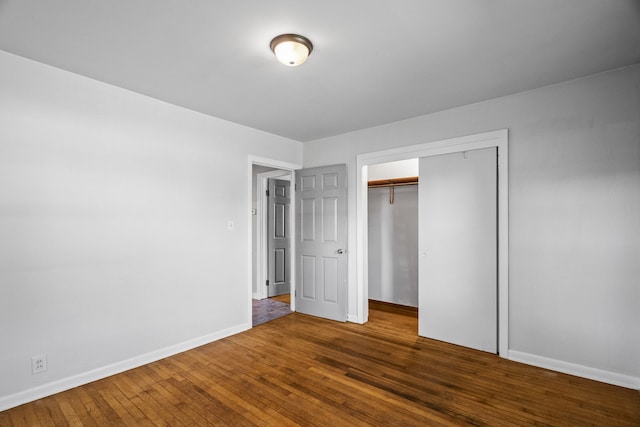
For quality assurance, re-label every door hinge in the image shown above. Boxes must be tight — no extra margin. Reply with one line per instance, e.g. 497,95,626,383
266,189,270,197
266,279,270,287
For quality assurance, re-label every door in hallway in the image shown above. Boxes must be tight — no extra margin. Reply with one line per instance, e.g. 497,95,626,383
267,178,291,297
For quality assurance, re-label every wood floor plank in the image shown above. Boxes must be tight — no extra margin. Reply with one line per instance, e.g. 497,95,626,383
2,302,639,426
103,386,153,426
57,392,99,427
80,384,123,426
178,363,282,426
53,397,83,427
0,410,13,427
32,397,68,427
155,378,223,427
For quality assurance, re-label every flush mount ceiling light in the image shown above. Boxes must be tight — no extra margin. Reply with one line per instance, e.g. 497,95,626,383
270,34,313,67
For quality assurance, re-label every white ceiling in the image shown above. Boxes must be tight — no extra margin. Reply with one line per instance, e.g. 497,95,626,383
1,1,638,142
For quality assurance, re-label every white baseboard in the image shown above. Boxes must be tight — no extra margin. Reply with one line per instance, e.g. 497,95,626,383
508,350,640,390
0,322,251,412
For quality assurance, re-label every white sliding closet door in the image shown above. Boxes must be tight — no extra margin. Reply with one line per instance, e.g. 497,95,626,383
418,148,497,353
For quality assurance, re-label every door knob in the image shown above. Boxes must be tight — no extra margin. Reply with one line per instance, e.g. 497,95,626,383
337,249,345,254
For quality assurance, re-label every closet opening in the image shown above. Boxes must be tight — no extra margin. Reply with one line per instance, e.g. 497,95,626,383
367,159,419,331
356,129,508,356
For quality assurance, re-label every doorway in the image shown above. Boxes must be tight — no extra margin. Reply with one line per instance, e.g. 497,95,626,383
356,129,509,356
248,158,350,327
248,157,300,327
367,159,419,316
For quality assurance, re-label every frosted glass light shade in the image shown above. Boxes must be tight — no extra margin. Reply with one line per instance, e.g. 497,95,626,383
270,34,313,67
274,40,309,66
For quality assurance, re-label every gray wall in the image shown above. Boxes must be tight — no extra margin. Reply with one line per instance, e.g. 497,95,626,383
368,185,418,307
304,64,640,384
0,51,302,406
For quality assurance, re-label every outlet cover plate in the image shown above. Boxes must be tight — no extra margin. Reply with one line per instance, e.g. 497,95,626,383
31,354,47,374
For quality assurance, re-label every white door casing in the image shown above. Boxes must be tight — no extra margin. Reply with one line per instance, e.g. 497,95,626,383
295,164,348,322
419,148,498,353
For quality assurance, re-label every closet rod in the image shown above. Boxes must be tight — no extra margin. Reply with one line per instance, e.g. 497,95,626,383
367,176,419,188
368,182,418,188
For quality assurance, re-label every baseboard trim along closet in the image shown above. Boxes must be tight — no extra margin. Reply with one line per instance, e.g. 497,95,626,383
0,323,251,412
508,350,640,390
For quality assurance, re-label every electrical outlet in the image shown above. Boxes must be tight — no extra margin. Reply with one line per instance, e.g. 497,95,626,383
31,354,47,374
227,220,234,231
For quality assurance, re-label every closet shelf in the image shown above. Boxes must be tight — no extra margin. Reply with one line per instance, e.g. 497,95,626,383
367,176,418,188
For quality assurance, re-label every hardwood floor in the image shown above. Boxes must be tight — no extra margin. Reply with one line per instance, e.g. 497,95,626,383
269,293,290,304
2,301,638,426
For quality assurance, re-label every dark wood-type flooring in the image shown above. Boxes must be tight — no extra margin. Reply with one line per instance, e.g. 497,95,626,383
2,300,638,426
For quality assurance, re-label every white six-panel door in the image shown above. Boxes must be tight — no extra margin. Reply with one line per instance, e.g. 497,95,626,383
267,178,291,297
295,164,348,322
419,148,497,353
